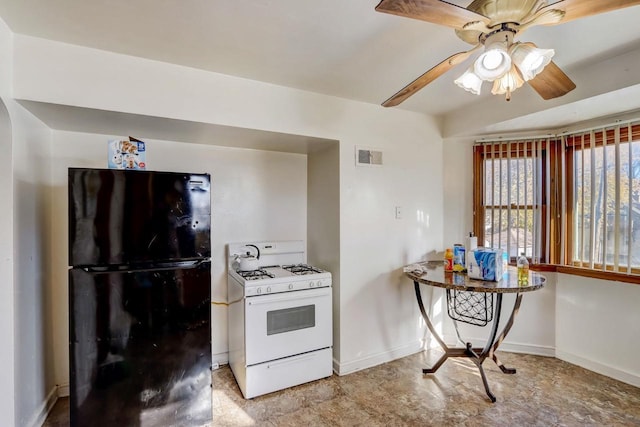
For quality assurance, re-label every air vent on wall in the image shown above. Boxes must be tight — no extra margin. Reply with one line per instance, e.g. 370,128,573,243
356,146,383,167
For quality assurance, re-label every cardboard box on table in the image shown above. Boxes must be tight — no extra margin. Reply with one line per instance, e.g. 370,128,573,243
466,248,508,281
108,136,147,170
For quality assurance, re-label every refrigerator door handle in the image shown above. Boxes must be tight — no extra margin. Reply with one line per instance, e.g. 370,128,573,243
152,259,208,270
81,259,208,273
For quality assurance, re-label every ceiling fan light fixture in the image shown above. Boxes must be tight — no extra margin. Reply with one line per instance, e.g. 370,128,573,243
474,32,513,81
474,46,511,80
510,42,555,81
454,66,483,95
491,64,525,101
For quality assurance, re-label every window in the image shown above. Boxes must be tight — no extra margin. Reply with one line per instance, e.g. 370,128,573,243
565,124,640,273
473,120,640,273
473,139,548,263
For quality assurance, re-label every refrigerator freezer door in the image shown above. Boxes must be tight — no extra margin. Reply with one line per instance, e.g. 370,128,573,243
69,261,212,427
68,168,211,267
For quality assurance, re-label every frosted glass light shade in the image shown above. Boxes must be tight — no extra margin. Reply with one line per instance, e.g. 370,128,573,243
474,40,511,81
510,42,555,81
491,65,524,100
454,66,483,95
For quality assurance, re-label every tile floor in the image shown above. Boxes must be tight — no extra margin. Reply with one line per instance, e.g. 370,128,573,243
44,350,640,426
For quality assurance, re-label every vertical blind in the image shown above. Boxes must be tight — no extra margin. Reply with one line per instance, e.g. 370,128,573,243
475,119,640,270
564,120,640,272
474,138,549,262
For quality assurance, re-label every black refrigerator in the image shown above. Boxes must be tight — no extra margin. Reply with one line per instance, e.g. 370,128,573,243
68,168,212,427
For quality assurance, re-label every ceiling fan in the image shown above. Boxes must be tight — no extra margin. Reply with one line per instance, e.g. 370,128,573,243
375,0,640,106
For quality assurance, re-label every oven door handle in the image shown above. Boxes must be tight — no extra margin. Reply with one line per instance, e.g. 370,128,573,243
247,287,330,305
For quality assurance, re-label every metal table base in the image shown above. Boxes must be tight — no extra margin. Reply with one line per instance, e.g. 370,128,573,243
414,280,523,402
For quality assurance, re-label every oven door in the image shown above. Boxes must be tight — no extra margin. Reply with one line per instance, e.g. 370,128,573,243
244,287,332,366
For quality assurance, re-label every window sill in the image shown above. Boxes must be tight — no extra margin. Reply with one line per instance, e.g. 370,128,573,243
530,264,640,286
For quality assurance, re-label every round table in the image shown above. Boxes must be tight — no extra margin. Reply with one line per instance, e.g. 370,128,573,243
405,261,546,402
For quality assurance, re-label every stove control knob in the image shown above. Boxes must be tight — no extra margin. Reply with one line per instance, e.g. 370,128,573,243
267,287,272,293
309,281,315,288
257,287,262,294
288,284,294,290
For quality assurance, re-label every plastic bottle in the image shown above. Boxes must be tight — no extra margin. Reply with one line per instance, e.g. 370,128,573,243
465,232,477,252
453,244,465,271
444,248,454,272
517,252,529,285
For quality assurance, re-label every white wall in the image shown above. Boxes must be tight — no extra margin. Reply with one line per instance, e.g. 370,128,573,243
0,19,14,425
307,144,341,363
556,273,640,387
13,106,53,427
11,35,444,382
336,131,444,374
0,16,57,427
442,137,474,242
50,130,310,384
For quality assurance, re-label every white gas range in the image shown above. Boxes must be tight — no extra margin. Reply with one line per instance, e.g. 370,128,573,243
227,241,333,399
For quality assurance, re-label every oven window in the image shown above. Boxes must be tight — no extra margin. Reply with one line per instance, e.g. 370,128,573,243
266,304,315,335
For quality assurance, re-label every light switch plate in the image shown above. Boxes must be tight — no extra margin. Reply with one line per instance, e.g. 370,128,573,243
395,206,402,219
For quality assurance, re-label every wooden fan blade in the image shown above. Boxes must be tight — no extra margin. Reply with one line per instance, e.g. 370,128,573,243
528,61,576,100
541,0,640,24
517,8,565,34
375,0,490,29
382,45,481,107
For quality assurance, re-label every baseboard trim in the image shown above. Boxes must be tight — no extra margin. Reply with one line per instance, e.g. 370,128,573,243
26,386,58,427
441,334,555,358
57,382,70,397
333,340,424,376
492,342,555,357
212,352,229,366
556,349,640,388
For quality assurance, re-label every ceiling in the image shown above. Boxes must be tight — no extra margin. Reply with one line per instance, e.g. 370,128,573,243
1,0,640,136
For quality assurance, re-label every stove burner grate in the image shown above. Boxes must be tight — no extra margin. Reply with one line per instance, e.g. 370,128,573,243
237,269,275,280
282,264,324,275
